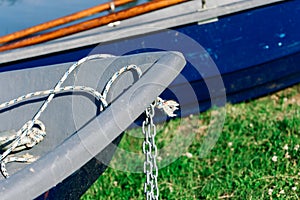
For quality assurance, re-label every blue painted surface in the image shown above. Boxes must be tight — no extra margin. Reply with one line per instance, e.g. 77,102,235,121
179,1,300,75
1,0,300,110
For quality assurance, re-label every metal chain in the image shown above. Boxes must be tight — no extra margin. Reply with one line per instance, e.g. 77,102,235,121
143,101,159,200
142,98,179,199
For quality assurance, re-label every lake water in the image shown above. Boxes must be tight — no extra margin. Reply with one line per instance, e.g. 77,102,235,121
0,0,149,36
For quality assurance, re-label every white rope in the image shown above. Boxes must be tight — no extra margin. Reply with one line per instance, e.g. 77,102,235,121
0,54,143,178
0,120,46,177
0,54,178,178
0,55,113,176
0,86,108,110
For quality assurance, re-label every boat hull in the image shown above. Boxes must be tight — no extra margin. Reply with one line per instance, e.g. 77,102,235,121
0,0,299,198
1,1,299,115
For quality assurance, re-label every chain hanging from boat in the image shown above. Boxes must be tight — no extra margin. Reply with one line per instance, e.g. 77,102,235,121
143,98,179,200
143,101,159,200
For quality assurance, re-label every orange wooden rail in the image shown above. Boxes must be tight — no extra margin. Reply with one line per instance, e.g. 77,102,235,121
0,0,134,44
0,0,188,52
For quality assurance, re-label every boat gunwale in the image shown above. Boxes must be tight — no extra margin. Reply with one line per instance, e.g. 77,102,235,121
0,0,286,64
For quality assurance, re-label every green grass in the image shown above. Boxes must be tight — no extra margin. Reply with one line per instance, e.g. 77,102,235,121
81,84,300,199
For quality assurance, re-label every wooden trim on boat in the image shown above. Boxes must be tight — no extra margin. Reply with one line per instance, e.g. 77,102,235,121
0,0,134,44
0,0,188,52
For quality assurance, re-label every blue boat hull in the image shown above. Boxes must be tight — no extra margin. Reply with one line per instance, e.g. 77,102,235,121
1,1,300,116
